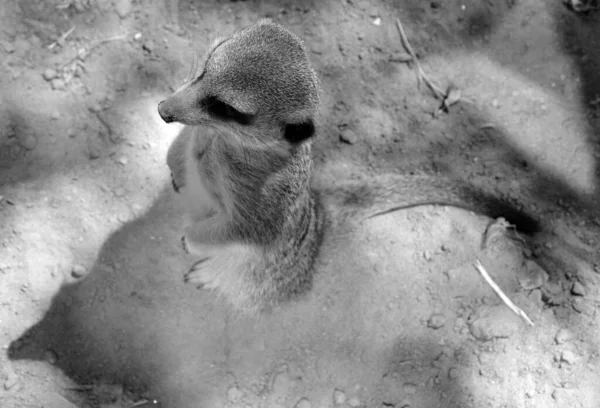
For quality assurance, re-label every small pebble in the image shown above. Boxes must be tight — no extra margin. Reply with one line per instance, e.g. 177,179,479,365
560,350,578,365
339,128,358,144
348,397,361,407
89,103,103,112
311,45,325,55
469,304,519,341
42,68,58,81
3,372,20,391
77,47,88,61
44,349,58,364
491,99,499,108
571,281,586,296
134,32,143,41
333,389,346,405
51,78,66,90
21,134,38,150
226,385,243,403
115,0,132,18
272,371,292,394
2,40,15,53
117,156,128,165
142,40,155,53
448,367,459,380
295,398,311,408
51,111,60,120
423,250,432,261
402,383,417,395
71,264,87,278
572,297,592,315
427,313,445,329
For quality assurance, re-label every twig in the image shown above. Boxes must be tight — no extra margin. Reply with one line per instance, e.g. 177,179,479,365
473,259,535,327
61,33,128,68
48,25,76,49
395,17,445,99
130,399,151,407
395,16,478,112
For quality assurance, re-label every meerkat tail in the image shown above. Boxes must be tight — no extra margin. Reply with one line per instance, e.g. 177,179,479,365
323,173,541,234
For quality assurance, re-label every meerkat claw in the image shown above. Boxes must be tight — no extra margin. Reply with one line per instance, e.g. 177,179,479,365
181,236,189,253
171,173,180,192
184,258,217,290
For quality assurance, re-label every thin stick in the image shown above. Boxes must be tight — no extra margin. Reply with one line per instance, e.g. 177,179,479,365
474,259,535,327
48,25,76,49
395,17,445,99
61,34,128,68
130,399,151,407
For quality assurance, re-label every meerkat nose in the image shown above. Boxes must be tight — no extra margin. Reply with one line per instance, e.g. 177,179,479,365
158,100,175,123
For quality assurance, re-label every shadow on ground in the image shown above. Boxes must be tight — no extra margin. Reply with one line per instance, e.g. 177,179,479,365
7,177,563,408
555,4,600,198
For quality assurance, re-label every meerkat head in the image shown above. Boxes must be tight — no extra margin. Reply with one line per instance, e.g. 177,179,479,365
158,19,321,148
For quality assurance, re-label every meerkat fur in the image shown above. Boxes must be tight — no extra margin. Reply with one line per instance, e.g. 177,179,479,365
158,19,540,315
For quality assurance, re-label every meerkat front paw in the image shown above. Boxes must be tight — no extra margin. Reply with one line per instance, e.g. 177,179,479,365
171,172,181,193
184,258,219,290
181,236,189,253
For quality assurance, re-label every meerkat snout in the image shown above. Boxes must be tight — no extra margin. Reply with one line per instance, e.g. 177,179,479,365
157,100,175,123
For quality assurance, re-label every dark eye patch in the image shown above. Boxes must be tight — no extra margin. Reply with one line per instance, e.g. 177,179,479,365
283,120,315,144
201,96,253,125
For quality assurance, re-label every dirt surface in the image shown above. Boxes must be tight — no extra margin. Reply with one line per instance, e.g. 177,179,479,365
2,0,600,407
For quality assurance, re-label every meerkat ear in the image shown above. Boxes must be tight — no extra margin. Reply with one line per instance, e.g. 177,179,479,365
283,120,315,144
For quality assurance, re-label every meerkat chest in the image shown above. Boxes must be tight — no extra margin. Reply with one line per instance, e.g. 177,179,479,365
182,132,220,221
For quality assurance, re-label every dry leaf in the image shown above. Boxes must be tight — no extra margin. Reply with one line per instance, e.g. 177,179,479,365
482,217,525,250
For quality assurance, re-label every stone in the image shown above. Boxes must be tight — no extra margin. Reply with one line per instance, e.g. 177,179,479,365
51,78,66,90
340,128,358,144
469,305,520,341
333,389,346,405
427,313,445,329
71,264,87,278
43,68,58,81
226,385,243,403
115,0,132,18
295,398,311,408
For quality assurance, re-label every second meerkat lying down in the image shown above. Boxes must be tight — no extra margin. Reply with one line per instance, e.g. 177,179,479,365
157,19,540,315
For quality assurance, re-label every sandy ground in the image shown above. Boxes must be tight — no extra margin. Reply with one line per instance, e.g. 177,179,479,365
1,0,600,407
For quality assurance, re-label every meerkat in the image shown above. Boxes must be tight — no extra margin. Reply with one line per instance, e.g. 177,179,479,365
157,19,540,314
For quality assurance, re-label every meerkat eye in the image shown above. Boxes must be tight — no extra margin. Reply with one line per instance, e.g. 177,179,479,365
201,96,253,125
283,120,315,144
